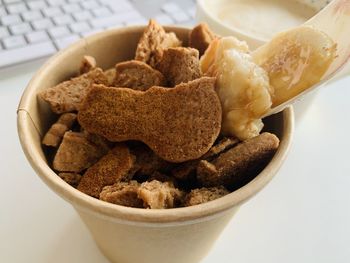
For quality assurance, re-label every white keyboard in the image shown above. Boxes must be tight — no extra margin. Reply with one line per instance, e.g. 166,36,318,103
0,0,196,68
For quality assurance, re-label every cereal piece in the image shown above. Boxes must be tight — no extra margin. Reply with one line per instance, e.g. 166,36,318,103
77,144,136,198
100,181,143,208
135,19,182,68
42,113,77,147
39,68,108,114
104,68,116,86
156,47,201,86
80,55,97,74
114,60,166,90
184,186,229,206
58,172,82,187
78,77,221,163
137,180,184,209
197,132,280,188
189,23,216,56
171,137,239,180
53,131,108,173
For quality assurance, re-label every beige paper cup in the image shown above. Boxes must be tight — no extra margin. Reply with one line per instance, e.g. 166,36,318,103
17,26,294,263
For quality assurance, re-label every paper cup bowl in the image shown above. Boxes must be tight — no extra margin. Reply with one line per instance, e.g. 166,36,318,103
17,26,294,263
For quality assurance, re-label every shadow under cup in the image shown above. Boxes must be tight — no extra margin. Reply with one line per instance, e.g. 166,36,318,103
17,26,294,263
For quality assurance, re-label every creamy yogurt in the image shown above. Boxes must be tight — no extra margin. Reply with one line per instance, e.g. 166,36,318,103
205,0,318,41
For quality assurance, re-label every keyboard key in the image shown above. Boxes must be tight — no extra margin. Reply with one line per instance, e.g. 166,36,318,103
70,22,90,33
9,22,32,35
0,27,10,39
26,31,50,43
28,0,47,10
0,7,7,17
32,18,54,30
154,14,174,25
92,7,111,17
3,35,26,49
62,3,81,13
1,14,21,26
3,0,19,4
0,41,56,68
7,3,27,14
54,34,79,49
48,26,70,39
81,28,103,37
53,14,74,25
47,0,66,6
81,0,99,10
91,11,142,27
171,11,190,23
126,17,148,26
73,10,91,21
43,7,63,17
68,0,83,2
161,3,180,13
22,10,43,22
108,1,134,13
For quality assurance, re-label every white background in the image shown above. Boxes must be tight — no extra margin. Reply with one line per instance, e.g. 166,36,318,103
0,59,349,263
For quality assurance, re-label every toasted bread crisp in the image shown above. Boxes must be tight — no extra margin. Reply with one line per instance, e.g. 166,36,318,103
80,55,97,74
100,181,143,208
58,172,82,187
171,137,239,180
197,132,280,188
77,144,136,198
114,60,166,90
189,23,216,56
137,180,184,209
42,113,77,147
104,68,116,86
39,68,108,114
157,47,201,86
135,19,182,68
53,131,109,173
78,77,221,163
184,186,229,206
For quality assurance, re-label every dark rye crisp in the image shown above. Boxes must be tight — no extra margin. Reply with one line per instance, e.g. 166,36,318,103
114,60,166,90
184,186,229,206
78,77,222,163
197,133,280,189
156,47,201,86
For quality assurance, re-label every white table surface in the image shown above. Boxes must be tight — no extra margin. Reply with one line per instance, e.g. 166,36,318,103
0,60,349,263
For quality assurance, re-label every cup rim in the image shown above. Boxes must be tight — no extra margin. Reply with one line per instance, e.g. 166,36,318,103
17,26,294,226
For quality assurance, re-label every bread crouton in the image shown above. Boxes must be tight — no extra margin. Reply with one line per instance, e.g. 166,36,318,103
189,23,216,56
39,68,108,114
42,113,77,147
137,180,184,209
197,132,280,189
157,47,201,86
184,186,229,206
80,55,97,74
135,19,182,68
100,181,143,208
53,131,109,173
114,60,166,90
77,144,136,198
